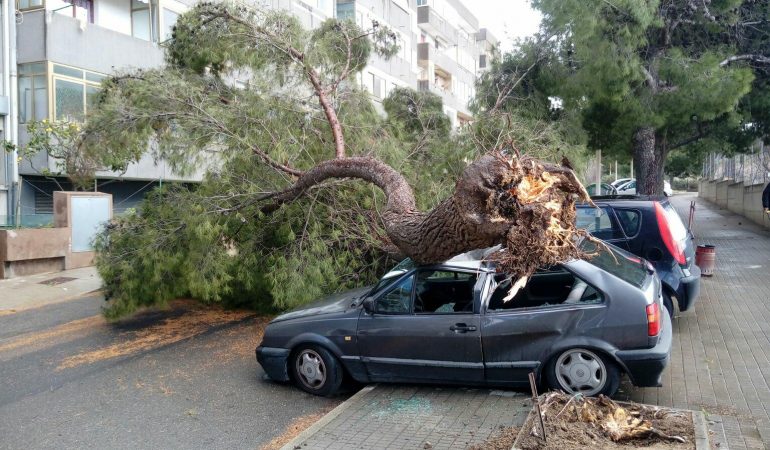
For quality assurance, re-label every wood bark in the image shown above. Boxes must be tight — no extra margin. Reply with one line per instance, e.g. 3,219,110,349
632,127,666,196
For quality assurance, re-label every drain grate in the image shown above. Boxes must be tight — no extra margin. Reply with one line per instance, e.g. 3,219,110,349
39,277,77,286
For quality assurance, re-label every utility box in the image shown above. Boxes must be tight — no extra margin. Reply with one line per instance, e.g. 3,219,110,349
54,191,112,269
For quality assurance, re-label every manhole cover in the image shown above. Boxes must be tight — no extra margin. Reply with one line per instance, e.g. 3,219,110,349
39,277,77,286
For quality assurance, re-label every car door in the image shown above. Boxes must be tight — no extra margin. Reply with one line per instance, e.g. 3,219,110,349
481,268,608,387
356,268,484,383
575,205,630,250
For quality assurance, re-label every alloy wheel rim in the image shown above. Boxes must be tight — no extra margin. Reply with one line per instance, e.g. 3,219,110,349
555,349,607,396
296,349,326,390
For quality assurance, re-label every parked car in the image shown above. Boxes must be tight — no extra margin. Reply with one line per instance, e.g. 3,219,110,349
257,242,672,398
610,178,634,188
575,196,700,318
585,182,617,197
615,179,673,197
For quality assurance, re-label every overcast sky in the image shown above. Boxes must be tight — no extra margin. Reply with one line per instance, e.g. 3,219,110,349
462,0,542,52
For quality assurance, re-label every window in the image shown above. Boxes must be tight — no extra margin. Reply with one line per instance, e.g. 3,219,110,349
375,274,413,314
55,79,85,121
50,0,94,23
414,270,476,314
580,240,648,289
18,63,48,123
162,8,179,41
615,209,641,237
131,0,158,42
18,0,44,10
336,0,354,20
575,206,623,240
416,0,428,5
487,268,602,312
51,64,105,121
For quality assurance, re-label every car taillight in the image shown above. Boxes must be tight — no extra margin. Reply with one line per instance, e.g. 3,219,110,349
647,303,660,336
654,202,686,265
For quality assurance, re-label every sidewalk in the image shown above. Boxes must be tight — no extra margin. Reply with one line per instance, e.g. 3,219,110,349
281,385,531,450
618,193,770,450
0,266,102,313
282,193,770,450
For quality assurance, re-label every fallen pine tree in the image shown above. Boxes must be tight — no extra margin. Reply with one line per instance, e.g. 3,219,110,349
81,2,591,318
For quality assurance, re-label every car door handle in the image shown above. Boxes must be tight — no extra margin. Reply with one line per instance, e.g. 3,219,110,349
450,323,477,333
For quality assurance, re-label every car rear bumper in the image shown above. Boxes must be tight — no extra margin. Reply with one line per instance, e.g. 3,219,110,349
675,263,701,311
256,346,290,382
615,307,673,387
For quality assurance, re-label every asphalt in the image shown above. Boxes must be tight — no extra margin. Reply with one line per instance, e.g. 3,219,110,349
0,294,342,450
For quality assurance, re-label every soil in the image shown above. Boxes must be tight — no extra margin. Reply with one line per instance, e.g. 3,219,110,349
56,299,256,370
468,426,520,450
515,393,695,450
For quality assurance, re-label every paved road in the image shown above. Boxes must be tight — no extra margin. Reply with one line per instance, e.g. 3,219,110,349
0,295,341,449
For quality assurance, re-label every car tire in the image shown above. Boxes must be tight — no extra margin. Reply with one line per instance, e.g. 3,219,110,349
662,291,675,320
545,348,620,397
290,345,343,397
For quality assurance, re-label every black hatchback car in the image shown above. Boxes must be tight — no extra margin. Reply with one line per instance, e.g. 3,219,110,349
575,196,701,317
257,243,672,398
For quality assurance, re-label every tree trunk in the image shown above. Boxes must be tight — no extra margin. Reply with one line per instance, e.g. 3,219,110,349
633,127,666,195
270,153,591,276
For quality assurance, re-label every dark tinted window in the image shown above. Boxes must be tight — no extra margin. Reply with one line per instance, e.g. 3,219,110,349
487,269,602,311
576,207,623,240
615,209,641,236
414,270,476,314
375,274,413,314
581,240,648,288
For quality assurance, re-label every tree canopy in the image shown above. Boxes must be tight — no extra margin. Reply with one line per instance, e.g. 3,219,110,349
477,0,769,194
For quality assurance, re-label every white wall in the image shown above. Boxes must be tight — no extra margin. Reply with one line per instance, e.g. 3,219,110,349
95,0,132,35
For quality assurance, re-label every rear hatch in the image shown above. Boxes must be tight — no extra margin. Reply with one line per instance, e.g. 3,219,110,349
580,240,664,345
654,201,694,269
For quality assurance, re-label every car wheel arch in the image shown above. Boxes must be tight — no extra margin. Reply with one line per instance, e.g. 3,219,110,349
537,340,629,383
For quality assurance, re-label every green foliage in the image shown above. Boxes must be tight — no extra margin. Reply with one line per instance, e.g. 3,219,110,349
488,0,769,177
383,87,450,138
21,119,98,189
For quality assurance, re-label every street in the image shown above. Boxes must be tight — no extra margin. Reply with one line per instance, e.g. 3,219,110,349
0,295,341,449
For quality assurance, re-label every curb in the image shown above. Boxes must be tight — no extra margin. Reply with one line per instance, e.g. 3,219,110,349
692,410,709,450
279,384,377,450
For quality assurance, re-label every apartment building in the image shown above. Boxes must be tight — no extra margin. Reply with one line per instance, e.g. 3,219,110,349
2,0,496,225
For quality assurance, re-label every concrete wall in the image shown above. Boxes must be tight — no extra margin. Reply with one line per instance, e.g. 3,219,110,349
715,181,729,208
1,191,113,278
0,228,69,278
727,182,744,216
699,180,770,230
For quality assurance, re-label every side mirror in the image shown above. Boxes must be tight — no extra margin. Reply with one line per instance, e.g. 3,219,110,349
362,297,375,314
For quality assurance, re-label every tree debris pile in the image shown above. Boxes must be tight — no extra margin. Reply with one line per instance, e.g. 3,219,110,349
515,392,694,450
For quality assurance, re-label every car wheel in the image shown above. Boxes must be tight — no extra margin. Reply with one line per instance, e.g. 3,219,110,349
291,345,343,397
662,291,675,319
545,348,620,397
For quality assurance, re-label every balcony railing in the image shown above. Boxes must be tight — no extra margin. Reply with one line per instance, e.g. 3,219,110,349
416,5,457,45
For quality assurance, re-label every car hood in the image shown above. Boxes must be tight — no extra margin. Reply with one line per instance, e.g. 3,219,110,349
271,286,372,323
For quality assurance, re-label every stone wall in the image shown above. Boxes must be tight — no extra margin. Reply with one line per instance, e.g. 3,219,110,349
699,180,769,230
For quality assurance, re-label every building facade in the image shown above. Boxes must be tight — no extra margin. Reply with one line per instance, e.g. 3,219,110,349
2,0,496,225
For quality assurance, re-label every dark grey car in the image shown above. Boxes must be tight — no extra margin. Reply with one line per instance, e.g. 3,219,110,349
256,243,672,397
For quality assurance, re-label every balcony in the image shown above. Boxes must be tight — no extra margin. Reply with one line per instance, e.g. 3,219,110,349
17,10,164,73
417,79,463,113
416,5,456,45
416,42,458,75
